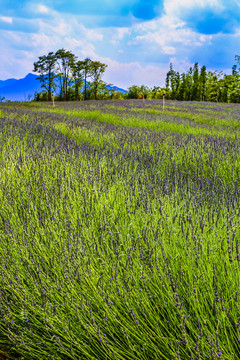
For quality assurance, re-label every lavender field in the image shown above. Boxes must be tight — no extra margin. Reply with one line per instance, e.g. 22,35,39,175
0,99,240,359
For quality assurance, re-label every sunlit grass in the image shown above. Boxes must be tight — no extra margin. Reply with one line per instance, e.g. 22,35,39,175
40,107,237,138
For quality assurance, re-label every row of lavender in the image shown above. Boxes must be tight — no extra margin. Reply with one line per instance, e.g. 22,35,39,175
0,101,240,359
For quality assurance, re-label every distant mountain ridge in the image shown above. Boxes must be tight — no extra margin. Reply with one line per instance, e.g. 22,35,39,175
0,73,127,101
0,78,18,89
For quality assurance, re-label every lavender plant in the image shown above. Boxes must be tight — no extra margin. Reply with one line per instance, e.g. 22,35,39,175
0,100,239,359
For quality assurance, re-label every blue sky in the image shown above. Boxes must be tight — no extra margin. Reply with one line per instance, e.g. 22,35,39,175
0,0,240,89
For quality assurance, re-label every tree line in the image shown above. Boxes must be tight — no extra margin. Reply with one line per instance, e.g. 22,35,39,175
34,50,240,103
33,49,119,101
127,56,240,103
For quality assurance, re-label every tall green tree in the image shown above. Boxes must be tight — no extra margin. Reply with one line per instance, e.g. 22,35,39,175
55,49,76,101
81,58,93,100
199,65,207,101
90,61,108,100
165,63,173,90
192,62,199,101
33,52,57,101
225,73,240,103
70,60,84,101
229,56,240,102
183,67,192,101
165,63,181,99
178,73,186,101
205,71,223,102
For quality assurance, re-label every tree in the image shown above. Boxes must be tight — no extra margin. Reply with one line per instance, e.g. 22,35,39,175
55,48,76,101
138,84,150,99
90,61,108,100
185,67,193,101
33,50,109,102
232,64,238,76
205,71,224,102
192,62,199,101
235,55,240,70
81,58,93,101
165,63,173,90
127,85,141,99
178,73,186,101
150,86,160,99
165,63,181,99
150,87,169,99
224,73,240,103
199,66,207,101
33,52,57,101
229,56,240,102
70,60,84,101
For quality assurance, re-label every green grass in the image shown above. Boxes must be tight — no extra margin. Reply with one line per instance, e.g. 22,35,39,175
0,100,240,359
37,107,238,138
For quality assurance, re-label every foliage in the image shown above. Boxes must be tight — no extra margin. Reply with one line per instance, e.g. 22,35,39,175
55,48,76,101
90,61,108,100
33,52,57,102
164,57,240,103
33,51,108,102
127,85,151,99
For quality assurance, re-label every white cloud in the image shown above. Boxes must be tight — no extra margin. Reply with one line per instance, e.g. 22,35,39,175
36,4,50,14
132,21,212,49
31,32,57,50
110,27,131,46
85,28,103,41
0,16,13,24
116,27,131,40
233,26,240,37
66,39,96,58
162,46,176,55
0,42,35,80
31,30,97,59
160,14,186,29
129,12,213,56
199,34,212,42
164,0,223,16
26,3,52,16
98,57,169,88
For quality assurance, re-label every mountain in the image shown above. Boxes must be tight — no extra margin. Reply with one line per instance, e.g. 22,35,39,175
0,73,42,101
0,78,18,89
105,85,127,93
0,73,127,101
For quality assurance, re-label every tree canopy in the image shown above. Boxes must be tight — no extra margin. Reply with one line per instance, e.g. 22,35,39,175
162,59,240,103
33,50,108,101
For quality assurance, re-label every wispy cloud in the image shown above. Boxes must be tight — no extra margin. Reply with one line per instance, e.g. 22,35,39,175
0,16,13,24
